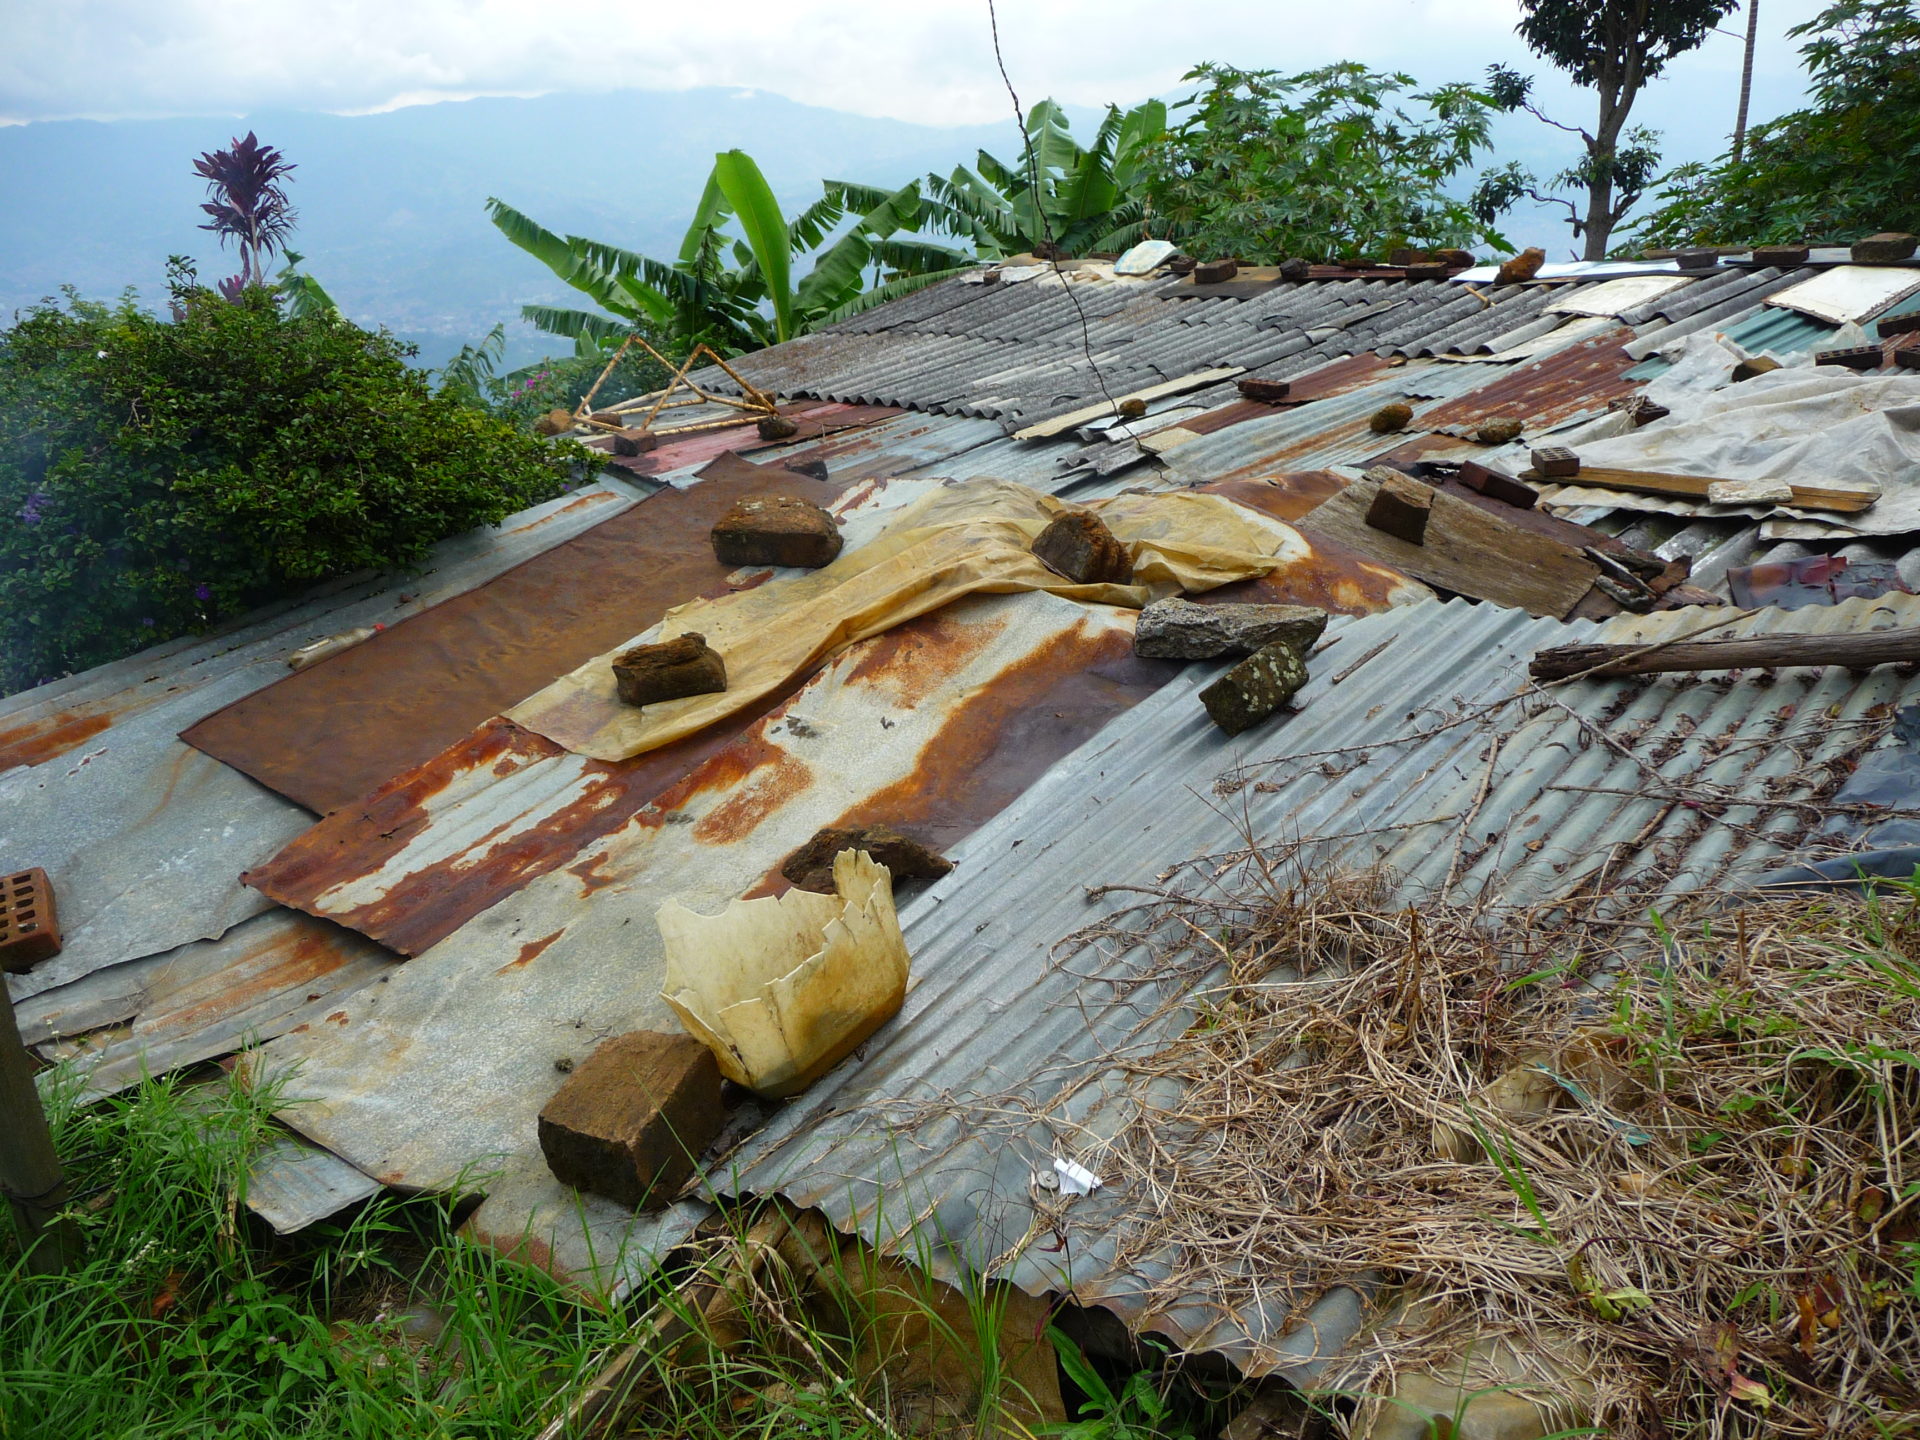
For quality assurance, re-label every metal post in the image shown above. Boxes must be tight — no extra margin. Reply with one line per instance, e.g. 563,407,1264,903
0,980,79,1273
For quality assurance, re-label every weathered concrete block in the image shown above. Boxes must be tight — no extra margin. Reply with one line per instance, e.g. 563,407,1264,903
588,409,626,427
1495,247,1545,285
1475,416,1525,445
1853,232,1918,263
1674,248,1719,269
1878,311,1920,338
1896,345,1920,371
537,1030,727,1210
1032,510,1134,585
1435,248,1476,269
1530,446,1580,478
1388,247,1428,268
1752,243,1810,267
1200,641,1310,736
1457,459,1539,509
711,495,844,569
1193,258,1239,283
611,428,657,457
757,414,800,441
1365,472,1433,545
1405,262,1451,282
1134,597,1328,661
1236,377,1292,403
613,633,727,708
780,824,953,895
1277,257,1312,281
1369,402,1413,434
532,408,574,437
1166,253,1196,276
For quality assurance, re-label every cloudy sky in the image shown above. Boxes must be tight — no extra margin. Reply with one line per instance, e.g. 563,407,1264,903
2,0,1829,150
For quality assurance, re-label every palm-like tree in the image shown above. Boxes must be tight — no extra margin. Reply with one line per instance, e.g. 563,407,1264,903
193,132,297,292
919,99,1168,260
489,150,970,358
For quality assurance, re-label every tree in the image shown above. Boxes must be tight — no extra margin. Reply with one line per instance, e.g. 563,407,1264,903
488,150,970,359
919,100,1165,260
1482,0,1738,257
1635,1,1920,247
1141,63,1509,263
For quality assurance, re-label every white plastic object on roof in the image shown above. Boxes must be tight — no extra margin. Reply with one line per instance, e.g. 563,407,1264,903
1765,264,1920,325
1113,239,1178,276
1544,274,1694,317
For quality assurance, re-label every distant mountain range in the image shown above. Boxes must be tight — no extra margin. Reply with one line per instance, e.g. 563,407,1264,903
0,89,1079,369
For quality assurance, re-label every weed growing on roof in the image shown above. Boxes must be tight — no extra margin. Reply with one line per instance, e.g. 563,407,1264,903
0,266,587,691
1030,866,1920,1436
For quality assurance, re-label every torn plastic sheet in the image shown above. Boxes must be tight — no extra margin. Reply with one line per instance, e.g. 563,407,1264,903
659,850,910,1099
1727,554,1910,610
1537,355,1920,537
509,479,1310,763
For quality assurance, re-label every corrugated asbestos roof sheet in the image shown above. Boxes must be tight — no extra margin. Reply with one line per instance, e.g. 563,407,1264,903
714,592,1920,1377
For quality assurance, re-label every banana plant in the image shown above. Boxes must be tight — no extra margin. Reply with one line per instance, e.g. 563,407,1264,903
488,150,971,358
918,99,1168,260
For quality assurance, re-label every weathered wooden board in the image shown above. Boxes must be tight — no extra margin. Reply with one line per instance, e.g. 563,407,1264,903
1298,474,1601,619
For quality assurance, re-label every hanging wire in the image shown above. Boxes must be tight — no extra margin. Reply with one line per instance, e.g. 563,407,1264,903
984,0,1128,431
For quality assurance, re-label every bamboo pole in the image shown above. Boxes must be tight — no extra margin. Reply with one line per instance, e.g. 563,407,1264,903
0,981,79,1272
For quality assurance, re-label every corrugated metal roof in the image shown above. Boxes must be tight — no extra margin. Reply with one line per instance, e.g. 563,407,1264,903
715,592,1920,1376
2,484,640,1010
21,257,1920,1365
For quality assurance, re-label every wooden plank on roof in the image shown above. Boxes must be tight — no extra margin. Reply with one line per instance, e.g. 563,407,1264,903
1297,473,1601,619
1010,367,1245,441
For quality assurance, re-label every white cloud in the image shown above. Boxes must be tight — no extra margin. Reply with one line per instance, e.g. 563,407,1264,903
0,0,1828,133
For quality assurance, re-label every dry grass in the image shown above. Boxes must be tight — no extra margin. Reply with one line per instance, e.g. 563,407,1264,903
1064,864,1920,1437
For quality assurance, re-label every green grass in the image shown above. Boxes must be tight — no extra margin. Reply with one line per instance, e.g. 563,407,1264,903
0,1072,639,1439
0,1070,1185,1440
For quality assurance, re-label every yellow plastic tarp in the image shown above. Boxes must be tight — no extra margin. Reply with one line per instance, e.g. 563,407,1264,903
507,478,1305,762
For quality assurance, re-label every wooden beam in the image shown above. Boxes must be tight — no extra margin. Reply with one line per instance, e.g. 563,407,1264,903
1531,626,1920,681
1011,367,1245,441
1529,464,1881,515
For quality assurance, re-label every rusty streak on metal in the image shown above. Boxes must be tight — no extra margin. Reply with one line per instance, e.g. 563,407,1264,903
183,461,840,816
0,710,115,774
1415,329,1643,432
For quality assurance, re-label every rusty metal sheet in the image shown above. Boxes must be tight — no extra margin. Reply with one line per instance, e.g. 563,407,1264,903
28,907,395,1099
247,591,1181,1271
593,402,902,478
1417,329,1643,432
181,463,839,816
248,595,1180,957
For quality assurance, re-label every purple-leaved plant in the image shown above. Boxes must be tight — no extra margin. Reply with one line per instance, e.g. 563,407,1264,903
193,132,297,295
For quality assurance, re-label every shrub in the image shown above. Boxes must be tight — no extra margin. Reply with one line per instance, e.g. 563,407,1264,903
0,270,584,691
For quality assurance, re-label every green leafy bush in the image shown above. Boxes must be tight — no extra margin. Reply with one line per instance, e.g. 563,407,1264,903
0,271,583,691
1634,0,1920,248
1141,63,1508,264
